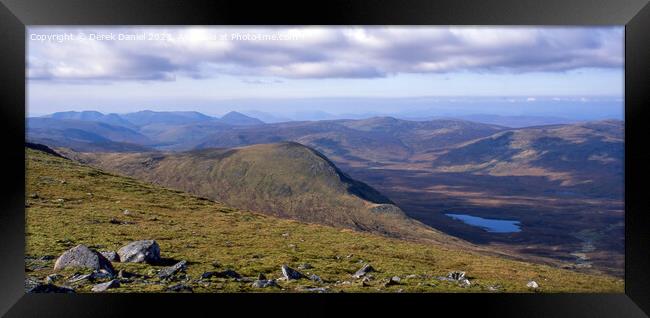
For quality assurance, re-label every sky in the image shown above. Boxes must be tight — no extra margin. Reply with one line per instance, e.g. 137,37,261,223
26,26,624,119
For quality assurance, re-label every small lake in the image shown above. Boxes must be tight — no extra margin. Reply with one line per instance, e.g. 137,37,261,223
445,213,522,233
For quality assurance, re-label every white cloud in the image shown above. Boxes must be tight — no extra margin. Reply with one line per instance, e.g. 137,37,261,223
27,26,623,82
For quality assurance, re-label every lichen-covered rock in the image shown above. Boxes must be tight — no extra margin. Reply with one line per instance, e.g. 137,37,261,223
53,245,115,274
117,240,160,264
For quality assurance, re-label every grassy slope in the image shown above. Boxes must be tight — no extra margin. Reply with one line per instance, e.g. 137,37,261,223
60,142,465,246
25,148,623,293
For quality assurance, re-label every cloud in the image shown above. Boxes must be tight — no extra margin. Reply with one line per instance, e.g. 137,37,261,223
27,26,623,82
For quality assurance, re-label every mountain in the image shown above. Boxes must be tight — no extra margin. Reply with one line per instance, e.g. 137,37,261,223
193,117,505,164
426,120,624,197
47,111,137,129
120,110,215,127
58,142,456,243
452,114,579,128
25,145,623,292
27,118,153,152
219,111,265,126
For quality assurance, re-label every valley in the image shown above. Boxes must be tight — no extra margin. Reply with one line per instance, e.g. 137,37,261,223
26,110,625,278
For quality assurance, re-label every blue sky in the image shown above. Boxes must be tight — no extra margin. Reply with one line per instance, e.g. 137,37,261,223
26,26,624,119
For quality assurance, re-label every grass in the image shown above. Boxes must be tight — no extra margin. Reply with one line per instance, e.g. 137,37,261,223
25,148,624,293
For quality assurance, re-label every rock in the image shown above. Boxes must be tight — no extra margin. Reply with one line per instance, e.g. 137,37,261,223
297,263,313,270
38,255,55,261
166,283,193,293
352,264,374,278
117,240,161,264
45,274,62,284
24,277,40,292
68,273,93,283
100,251,120,262
303,287,328,293
53,245,115,275
309,274,323,282
252,279,278,288
527,281,539,289
117,270,133,279
384,276,401,286
27,283,75,293
201,269,241,280
281,265,304,280
91,279,120,292
459,279,471,287
123,209,131,215
405,274,418,279
257,273,267,280
448,271,466,281
158,260,187,279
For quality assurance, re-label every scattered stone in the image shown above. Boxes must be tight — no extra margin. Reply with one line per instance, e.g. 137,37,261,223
166,283,193,293
297,263,313,270
100,251,120,262
352,264,375,278
91,279,120,292
448,271,466,281
488,285,500,292
281,265,304,280
68,273,93,283
397,289,404,293
527,281,539,289
27,283,75,293
459,279,471,287
45,274,62,284
117,270,133,279
117,240,161,264
201,269,242,280
281,233,289,237
252,279,278,288
406,274,418,279
123,209,131,215
54,245,115,275
384,276,401,287
309,274,323,283
303,287,329,293
257,273,267,280
38,255,55,261
158,260,187,279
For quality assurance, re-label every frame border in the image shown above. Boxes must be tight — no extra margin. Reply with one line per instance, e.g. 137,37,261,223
1,0,648,316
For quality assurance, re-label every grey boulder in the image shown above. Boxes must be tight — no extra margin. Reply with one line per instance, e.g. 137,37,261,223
117,240,160,264
53,245,115,275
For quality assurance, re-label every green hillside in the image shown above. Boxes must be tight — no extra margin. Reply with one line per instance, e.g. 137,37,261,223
25,147,623,293
59,142,458,245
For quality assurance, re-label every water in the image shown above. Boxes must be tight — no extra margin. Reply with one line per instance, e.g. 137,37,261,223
445,213,522,233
